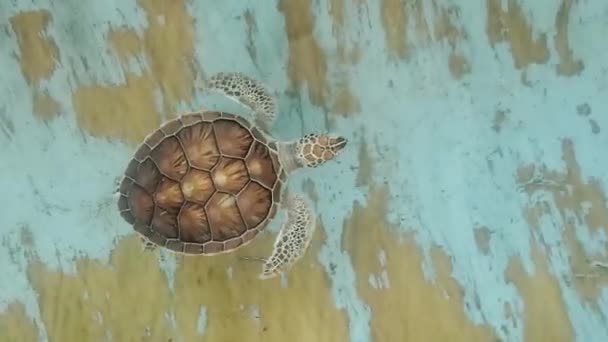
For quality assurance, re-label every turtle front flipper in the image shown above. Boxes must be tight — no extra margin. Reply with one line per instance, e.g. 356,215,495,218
258,193,316,279
202,72,277,133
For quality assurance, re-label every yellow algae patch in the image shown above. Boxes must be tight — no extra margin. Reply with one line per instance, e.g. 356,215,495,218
330,78,361,118
72,0,196,144
278,0,329,109
448,53,471,79
473,225,492,255
504,241,574,341
282,0,360,120
28,236,179,341
433,7,462,47
27,231,348,341
431,6,472,79
176,223,347,342
380,0,409,60
379,1,473,77
72,73,161,144
325,0,361,119
328,0,361,66
9,10,60,85
486,0,549,69
0,302,40,342
10,10,63,121
338,44,362,66
412,2,432,45
32,91,61,120
107,28,143,62
517,139,608,237
554,0,584,76
517,139,608,304
329,0,346,35
523,200,608,307
243,9,259,64
355,135,373,187
560,217,608,304
343,187,497,341
138,0,196,113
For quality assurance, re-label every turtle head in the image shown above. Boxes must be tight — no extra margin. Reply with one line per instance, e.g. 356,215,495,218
295,133,348,168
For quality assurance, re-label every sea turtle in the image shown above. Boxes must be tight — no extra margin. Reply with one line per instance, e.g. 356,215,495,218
116,71,348,279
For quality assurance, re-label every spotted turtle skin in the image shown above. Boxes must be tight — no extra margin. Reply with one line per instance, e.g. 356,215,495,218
117,110,288,254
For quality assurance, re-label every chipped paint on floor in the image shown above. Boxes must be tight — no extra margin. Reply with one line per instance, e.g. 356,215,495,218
1,0,608,341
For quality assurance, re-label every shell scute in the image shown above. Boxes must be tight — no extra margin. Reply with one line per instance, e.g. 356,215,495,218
135,158,162,193
147,230,166,247
120,210,136,225
180,169,215,204
152,207,179,239
166,240,184,252
184,243,204,254
211,157,249,195
160,118,183,135
203,241,224,254
224,237,244,250
150,136,188,181
245,141,277,189
154,178,184,211
202,111,222,121
180,113,203,126
213,119,253,158
119,177,133,194
133,222,150,236
144,129,165,149
128,185,154,225
178,122,219,170
133,144,152,162
178,202,212,243
237,181,272,228
117,195,129,212
206,192,246,240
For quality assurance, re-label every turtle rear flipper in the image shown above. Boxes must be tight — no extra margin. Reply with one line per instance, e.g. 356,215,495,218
202,71,277,132
140,236,157,252
259,194,315,279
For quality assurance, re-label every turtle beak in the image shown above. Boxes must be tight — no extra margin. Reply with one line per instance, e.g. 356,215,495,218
330,136,348,154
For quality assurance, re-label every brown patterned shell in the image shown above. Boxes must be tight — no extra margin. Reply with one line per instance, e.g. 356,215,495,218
117,111,287,255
